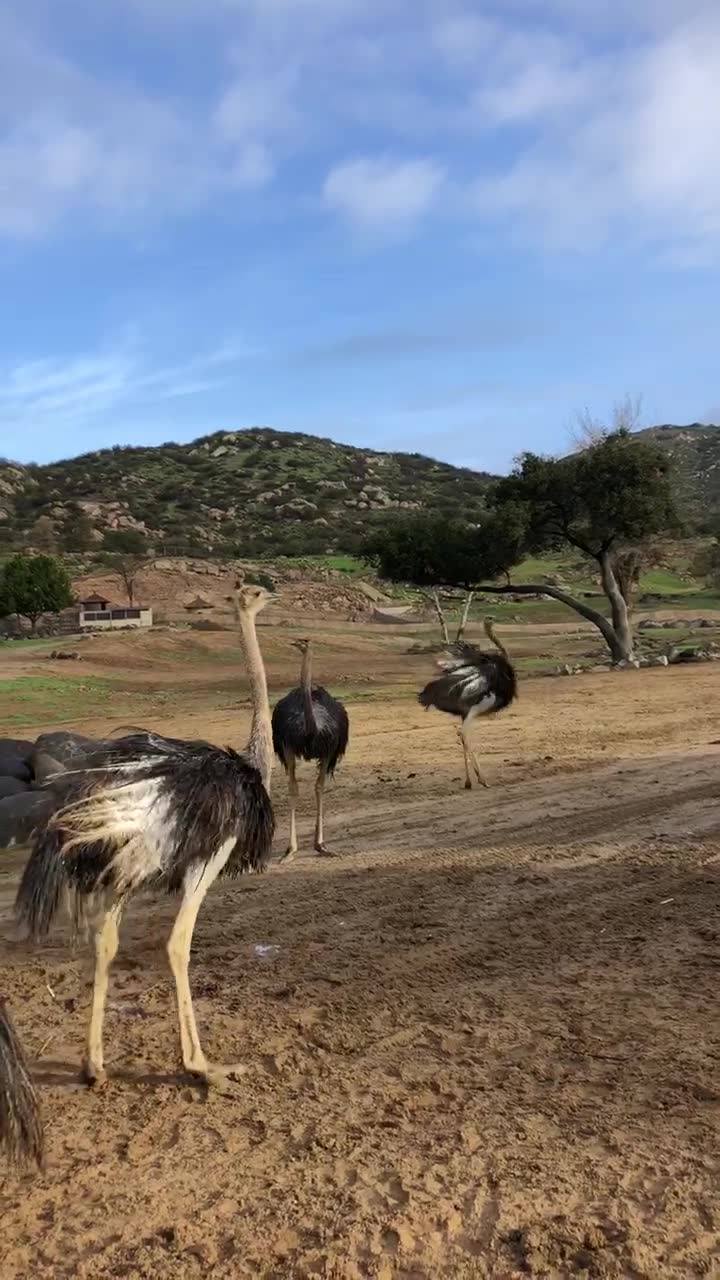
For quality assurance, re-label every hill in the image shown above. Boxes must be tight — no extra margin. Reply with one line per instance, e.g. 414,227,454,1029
0,429,493,558
634,423,720,529
2,421,720,559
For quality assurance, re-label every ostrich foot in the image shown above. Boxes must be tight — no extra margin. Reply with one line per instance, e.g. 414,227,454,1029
81,1058,107,1088
464,780,472,790
279,846,297,863
314,843,338,858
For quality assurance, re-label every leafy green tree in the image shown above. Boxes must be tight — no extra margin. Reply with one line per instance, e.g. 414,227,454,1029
489,430,679,661
0,554,73,633
103,528,147,554
365,432,679,663
363,510,524,641
31,514,57,552
61,506,96,551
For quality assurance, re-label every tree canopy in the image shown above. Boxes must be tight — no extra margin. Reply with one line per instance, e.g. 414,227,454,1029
494,429,678,559
364,430,681,663
102,528,147,554
363,510,524,589
0,554,74,631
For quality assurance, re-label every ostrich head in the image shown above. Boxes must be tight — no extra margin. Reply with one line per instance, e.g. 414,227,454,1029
231,582,275,617
290,637,311,653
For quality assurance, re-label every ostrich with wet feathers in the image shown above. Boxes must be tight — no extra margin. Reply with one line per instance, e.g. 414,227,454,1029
419,618,517,789
14,583,276,1091
0,999,43,1168
272,638,349,859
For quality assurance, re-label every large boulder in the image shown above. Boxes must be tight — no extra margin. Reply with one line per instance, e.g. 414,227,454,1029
32,752,67,789
0,776,30,799
0,791,55,849
32,731,96,771
0,752,32,783
0,738,34,762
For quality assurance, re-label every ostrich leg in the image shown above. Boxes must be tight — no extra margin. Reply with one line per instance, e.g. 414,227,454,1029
280,754,299,862
461,705,488,789
467,737,489,788
457,727,473,790
314,762,336,856
83,904,122,1086
167,844,246,1087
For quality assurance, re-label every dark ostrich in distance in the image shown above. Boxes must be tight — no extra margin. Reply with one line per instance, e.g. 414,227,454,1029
272,638,349,859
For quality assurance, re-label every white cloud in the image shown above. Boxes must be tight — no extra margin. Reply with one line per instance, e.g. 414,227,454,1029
471,12,720,256
0,337,254,435
323,157,444,227
3,0,720,259
0,10,276,238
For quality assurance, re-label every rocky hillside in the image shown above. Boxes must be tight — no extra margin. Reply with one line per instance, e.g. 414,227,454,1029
3,422,719,558
634,424,720,529
0,429,492,557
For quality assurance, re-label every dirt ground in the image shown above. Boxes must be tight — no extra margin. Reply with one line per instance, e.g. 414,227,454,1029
1,652,720,1278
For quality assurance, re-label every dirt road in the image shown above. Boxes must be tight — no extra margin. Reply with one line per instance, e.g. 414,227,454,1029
1,665,719,1278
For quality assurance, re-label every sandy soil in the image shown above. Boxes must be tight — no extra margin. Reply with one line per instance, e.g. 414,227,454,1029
1,662,720,1278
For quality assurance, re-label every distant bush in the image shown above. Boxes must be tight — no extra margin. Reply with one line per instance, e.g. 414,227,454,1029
103,528,147,554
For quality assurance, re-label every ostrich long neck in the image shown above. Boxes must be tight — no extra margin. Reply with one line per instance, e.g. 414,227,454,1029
237,610,273,789
300,645,317,732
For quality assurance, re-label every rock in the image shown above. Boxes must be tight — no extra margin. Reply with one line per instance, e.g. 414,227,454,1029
283,499,318,515
33,731,95,770
638,619,663,630
616,658,641,669
668,649,704,665
0,752,32,782
0,791,55,849
32,752,67,788
48,650,81,660
0,777,30,799
648,654,669,666
356,581,388,603
0,738,34,763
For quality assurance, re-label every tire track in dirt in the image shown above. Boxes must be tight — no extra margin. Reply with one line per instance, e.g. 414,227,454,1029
318,749,720,860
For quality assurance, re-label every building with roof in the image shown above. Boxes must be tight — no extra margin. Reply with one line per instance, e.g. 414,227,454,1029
76,593,153,630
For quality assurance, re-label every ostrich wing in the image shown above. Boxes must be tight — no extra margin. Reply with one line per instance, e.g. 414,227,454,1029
419,657,494,715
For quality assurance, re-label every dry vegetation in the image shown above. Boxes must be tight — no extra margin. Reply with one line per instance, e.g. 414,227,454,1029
1,614,719,1278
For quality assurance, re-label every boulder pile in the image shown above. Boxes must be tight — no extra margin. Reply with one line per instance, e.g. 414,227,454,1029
0,732,96,849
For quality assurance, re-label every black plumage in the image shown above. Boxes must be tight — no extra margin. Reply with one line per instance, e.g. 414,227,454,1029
418,623,518,789
271,639,349,857
12,578,277,1091
419,644,517,718
0,1000,44,1169
272,687,349,775
16,731,274,942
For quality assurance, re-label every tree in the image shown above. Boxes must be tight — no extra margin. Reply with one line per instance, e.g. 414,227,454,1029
690,540,720,588
103,528,147,555
101,529,148,605
107,555,144,606
61,506,96,552
365,431,679,664
485,430,679,661
0,554,74,633
570,394,643,451
363,510,524,642
30,515,57,552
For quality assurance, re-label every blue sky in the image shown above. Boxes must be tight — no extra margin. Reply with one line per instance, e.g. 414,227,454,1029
1,0,720,475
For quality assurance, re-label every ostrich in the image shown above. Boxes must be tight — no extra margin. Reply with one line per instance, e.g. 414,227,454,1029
14,584,275,1090
418,618,517,790
0,1000,43,1168
272,638,349,860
